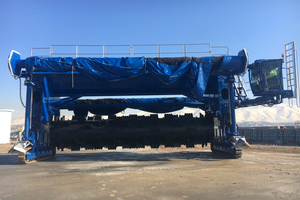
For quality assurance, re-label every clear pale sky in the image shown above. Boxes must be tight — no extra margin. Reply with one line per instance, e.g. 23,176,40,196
0,0,299,121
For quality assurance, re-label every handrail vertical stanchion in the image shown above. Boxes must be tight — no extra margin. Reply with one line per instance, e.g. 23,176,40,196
49,46,52,57
76,45,79,58
103,45,105,57
158,44,160,57
184,44,186,57
132,45,134,57
209,44,211,56
30,49,33,57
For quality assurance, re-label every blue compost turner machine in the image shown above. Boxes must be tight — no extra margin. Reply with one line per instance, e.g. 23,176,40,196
7,42,299,164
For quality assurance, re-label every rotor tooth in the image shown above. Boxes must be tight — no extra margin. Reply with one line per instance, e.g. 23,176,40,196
93,115,102,121
130,144,138,149
136,143,145,148
71,146,80,151
108,115,116,120
172,143,181,148
165,143,173,148
186,143,195,148
151,143,159,149
107,145,117,150
122,144,130,149
150,114,158,120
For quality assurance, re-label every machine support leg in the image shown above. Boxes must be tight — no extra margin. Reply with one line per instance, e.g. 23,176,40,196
11,77,57,164
228,74,237,134
24,78,33,138
211,74,244,158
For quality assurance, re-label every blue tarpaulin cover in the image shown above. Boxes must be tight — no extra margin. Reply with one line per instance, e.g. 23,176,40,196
21,56,218,103
73,57,145,80
146,58,191,85
72,57,213,101
25,57,73,72
189,57,214,100
8,49,251,114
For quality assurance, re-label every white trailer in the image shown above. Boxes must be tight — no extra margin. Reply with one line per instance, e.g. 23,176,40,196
0,109,14,144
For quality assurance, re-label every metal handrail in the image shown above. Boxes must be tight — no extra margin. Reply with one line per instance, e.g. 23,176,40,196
132,43,212,57
30,43,230,58
49,45,131,58
30,47,51,57
211,46,230,55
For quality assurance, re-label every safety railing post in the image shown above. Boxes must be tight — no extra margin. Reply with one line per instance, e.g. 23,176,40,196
158,45,160,57
76,45,79,58
50,46,52,57
103,45,105,57
227,47,230,55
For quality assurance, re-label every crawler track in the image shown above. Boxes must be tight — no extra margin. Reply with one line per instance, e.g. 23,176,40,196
18,153,36,164
17,148,56,164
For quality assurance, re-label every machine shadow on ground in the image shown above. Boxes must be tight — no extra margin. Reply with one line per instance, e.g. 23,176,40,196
0,150,229,165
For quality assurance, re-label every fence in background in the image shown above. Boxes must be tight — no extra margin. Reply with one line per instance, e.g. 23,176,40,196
239,128,300,144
